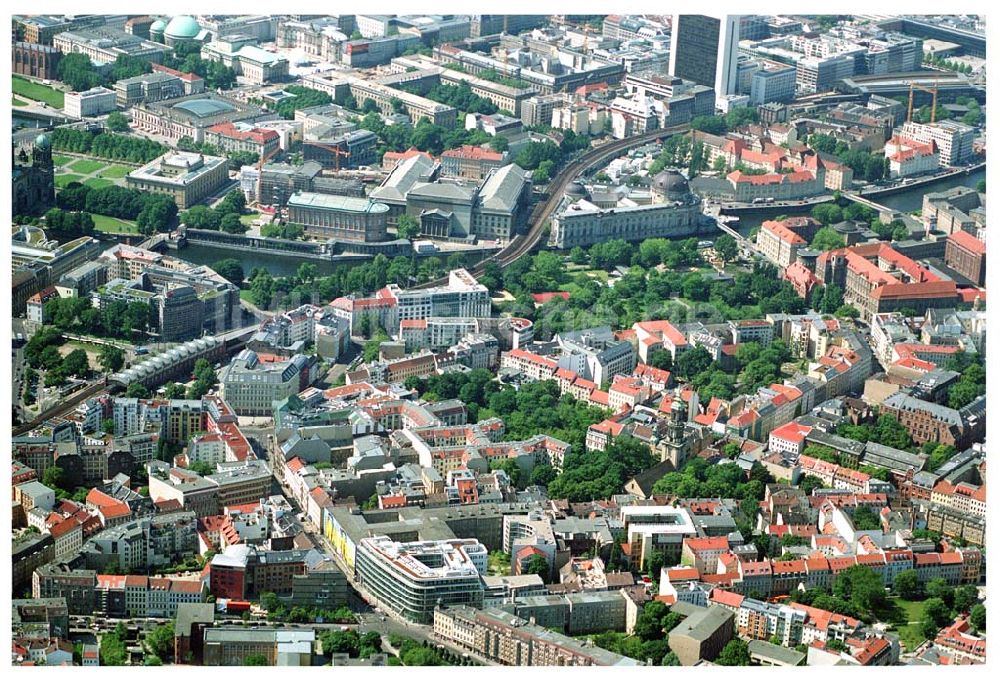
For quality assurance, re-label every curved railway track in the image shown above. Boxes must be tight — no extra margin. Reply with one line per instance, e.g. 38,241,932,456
11,127,692,436
414,124,692,289
12,378,112,437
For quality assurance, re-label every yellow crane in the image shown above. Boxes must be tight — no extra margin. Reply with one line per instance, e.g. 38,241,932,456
907,80,939,123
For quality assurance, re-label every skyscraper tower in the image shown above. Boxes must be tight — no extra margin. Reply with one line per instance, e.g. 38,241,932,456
669,15,741,98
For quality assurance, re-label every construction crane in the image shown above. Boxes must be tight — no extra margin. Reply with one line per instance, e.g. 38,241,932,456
907,81,939,123
312,142,351,171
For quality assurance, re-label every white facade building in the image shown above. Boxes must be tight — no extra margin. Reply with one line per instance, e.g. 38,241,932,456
900,120,976,167
64,86,117,118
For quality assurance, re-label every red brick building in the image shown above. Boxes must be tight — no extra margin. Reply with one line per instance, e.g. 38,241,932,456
13,42,62,80
944,230,986,286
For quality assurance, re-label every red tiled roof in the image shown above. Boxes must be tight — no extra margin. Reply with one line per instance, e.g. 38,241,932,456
770,421,812,444
151,63,204,82
828,557,857,572
508,348,558,369
49,517,81,539
590,419,625,437
589,390,610,406
727,169,816,185
206,121,278,144
515,546,545,560
555,368,577,382
805,556,830,571
86,489,130,520
872,280,957,301
948,229,986,256
441,144,504,161
762,220,807,246
771,559,807,574
939,551,963,565
854,637,890,665
634,364,671,385
96,575,126,590
531,291,571,304
684,536,730,552
957,287,985,304
710,588,744,609
666,567,700,582
382,146,436,166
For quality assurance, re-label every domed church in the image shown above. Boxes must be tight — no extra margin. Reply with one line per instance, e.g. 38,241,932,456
650,169,692,203
149,16,211,47
13,133,55,216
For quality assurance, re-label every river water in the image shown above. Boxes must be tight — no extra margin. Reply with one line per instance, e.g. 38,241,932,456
13,114,46,129
177,243,345,279
734,167,985,237
875,167,984,213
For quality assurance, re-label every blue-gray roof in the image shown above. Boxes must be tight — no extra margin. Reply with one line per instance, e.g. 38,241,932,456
173,98,236,118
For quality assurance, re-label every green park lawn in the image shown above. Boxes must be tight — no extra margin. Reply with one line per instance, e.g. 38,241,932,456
84,178,115,189
100,164,132,179
240,212,263,225
12,76,64,108
91,214,139,234
890,597,928,651
13,96,28,106
52,154,73,167
893,597,926,622
55,174,83,188
68,158,108,174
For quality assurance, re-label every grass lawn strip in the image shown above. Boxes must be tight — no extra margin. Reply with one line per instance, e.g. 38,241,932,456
12,76,64,108
890,598,928,652
55,174,83,188
68,158,107,174
100,165,132,179
91,214,139,234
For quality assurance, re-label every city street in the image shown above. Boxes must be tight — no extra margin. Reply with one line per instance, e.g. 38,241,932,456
12,342,27,423
267,465,490,663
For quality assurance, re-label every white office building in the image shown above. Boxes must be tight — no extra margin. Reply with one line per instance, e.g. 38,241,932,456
388,268,491,323
555,326,637,387
749,66,796,105
64,86,117,118
900,120,977,167
356,536,487,624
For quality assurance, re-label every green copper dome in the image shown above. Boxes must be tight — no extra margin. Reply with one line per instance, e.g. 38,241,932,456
34,133,51,149
164,15,201,40
150,19,167,33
